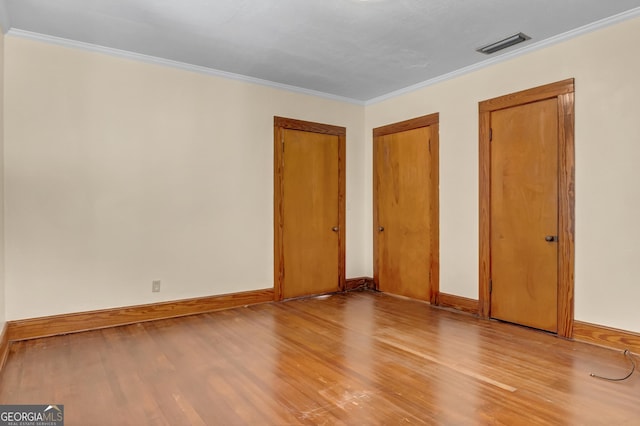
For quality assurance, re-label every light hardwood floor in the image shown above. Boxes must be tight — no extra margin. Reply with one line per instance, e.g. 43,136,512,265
0,290,638,425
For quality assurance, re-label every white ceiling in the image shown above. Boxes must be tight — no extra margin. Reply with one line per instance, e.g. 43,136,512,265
2,0,640,102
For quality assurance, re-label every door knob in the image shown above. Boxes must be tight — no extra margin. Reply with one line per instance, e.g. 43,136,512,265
544,235,558,242
378,226,384,232
332,226,339,232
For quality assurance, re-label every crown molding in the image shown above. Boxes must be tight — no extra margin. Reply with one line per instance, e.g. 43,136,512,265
365,6,640,105
6,28,365,106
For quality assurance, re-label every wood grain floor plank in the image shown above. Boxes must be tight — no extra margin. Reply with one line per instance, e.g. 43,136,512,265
0,291,638,425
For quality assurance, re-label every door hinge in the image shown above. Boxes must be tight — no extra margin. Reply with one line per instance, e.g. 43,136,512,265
489,279,493,293
428,138,431,152
281,137,285,152
489,128,493,142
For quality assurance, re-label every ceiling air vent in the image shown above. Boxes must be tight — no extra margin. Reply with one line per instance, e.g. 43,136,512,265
476,32,530,54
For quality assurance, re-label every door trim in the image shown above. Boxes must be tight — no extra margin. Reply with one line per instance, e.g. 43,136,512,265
274,116,346,301
478,79,575,337
373,113,440,304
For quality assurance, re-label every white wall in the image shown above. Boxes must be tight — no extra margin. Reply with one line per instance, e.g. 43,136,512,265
4,16,640,334
365,16,640,333
0,28,5,330
4,37,367,320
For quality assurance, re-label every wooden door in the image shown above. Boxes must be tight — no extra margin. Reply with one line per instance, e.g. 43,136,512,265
490,99,559,332
274,117,345,300
479,79,575,337
373,114,439,303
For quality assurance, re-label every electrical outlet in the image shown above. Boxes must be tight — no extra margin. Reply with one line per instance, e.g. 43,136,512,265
152,280,161,292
